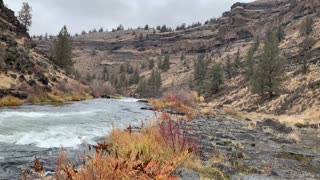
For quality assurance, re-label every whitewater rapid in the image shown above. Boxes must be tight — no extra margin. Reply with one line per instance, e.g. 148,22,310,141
0,98,154,148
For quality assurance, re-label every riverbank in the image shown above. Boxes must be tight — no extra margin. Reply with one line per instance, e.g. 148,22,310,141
0,92,93,107
15,92,320,179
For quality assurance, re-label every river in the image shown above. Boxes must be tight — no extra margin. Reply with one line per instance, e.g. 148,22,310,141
0,98,155,179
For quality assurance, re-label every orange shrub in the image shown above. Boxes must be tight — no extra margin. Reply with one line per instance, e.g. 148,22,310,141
150,92,198,120
55,128,191,180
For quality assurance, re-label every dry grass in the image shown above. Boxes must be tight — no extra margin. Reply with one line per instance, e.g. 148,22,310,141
28,91,93,104
223,106,244,118
54,127,192,180
0,96,24,107
200,107,216,118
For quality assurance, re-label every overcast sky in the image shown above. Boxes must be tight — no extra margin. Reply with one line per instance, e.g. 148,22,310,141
4,0,252,36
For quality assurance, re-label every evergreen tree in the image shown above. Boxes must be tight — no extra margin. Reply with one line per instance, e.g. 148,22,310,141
225,55,233,79
117,24,124,31
194,54,208,94
275,25,285,42
300,36,314,74
147,69,162,96
301,17,313,36
234,48,241,69
245,48,255,80
86,73,93,82
141,62,146,69
136,70,161,97
119,73,127,88
162,54,170,71
181,52,186,61
149,59,154,70
251,32,285,99
18,2,32,31
51,25,73,74
136,78,147,96
144,24,149,30
130,67,140,85
157,56,162,68
103,66,109,81
99,27,104,32
205,63,224,97
245,37,260,80
120,64,125,73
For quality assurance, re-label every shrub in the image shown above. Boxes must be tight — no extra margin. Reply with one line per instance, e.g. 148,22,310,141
0,96,24,107
150,91,199,120
90,80,116,97
54,127,191,179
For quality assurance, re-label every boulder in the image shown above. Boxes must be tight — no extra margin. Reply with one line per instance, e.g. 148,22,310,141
10,90,28,99
137,99,149,103
172,168,200,180
257,118,293,133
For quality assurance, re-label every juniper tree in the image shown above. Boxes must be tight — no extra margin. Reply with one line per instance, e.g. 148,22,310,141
117,24,124,31
181,52,186,61
119,73,128,88
205,63,224,97
129,67,140,85
300,36,314,74
234,48,241,69
162,55,170,71
149,59,154,70
141,62,146,69
157,57,162,68
301,17,313,36
148,69,162,95
251,32,285,99
194,54,208,94
225,55,233,79
18,2,32,31
275,25,285,42
120,64,125,73
103,66,109,81
136,78,147,96
245,48,255,80
51,26,73,74
245,37,260,80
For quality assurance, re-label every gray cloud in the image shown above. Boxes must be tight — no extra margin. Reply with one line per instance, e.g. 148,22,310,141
4,0,252,35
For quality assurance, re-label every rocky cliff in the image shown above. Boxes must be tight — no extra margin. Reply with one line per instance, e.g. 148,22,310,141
0,0,89,100
35,0,320,115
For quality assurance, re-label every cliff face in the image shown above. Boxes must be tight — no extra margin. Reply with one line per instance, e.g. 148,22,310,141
0,1,88,99
35,0,320,115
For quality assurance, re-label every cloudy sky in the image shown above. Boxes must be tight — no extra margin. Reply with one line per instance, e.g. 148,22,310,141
4,0,252,36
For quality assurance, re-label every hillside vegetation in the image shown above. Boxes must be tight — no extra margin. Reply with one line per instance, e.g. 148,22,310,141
34,0,320,117
0,0,91,105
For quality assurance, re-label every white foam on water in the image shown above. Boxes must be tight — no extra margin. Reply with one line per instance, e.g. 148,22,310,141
0,156,4,160
0,125,112,148
118,98,139,103
0,109,103,119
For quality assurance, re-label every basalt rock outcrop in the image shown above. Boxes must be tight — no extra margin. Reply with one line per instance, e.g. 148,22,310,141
34,0,320,114
0,1,88,99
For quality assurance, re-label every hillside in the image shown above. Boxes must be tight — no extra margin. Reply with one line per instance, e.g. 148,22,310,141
0,0,90,103
35,0,320,116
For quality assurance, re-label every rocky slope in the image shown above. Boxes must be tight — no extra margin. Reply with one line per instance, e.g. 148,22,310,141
0,0,89,101
35,0,320,116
